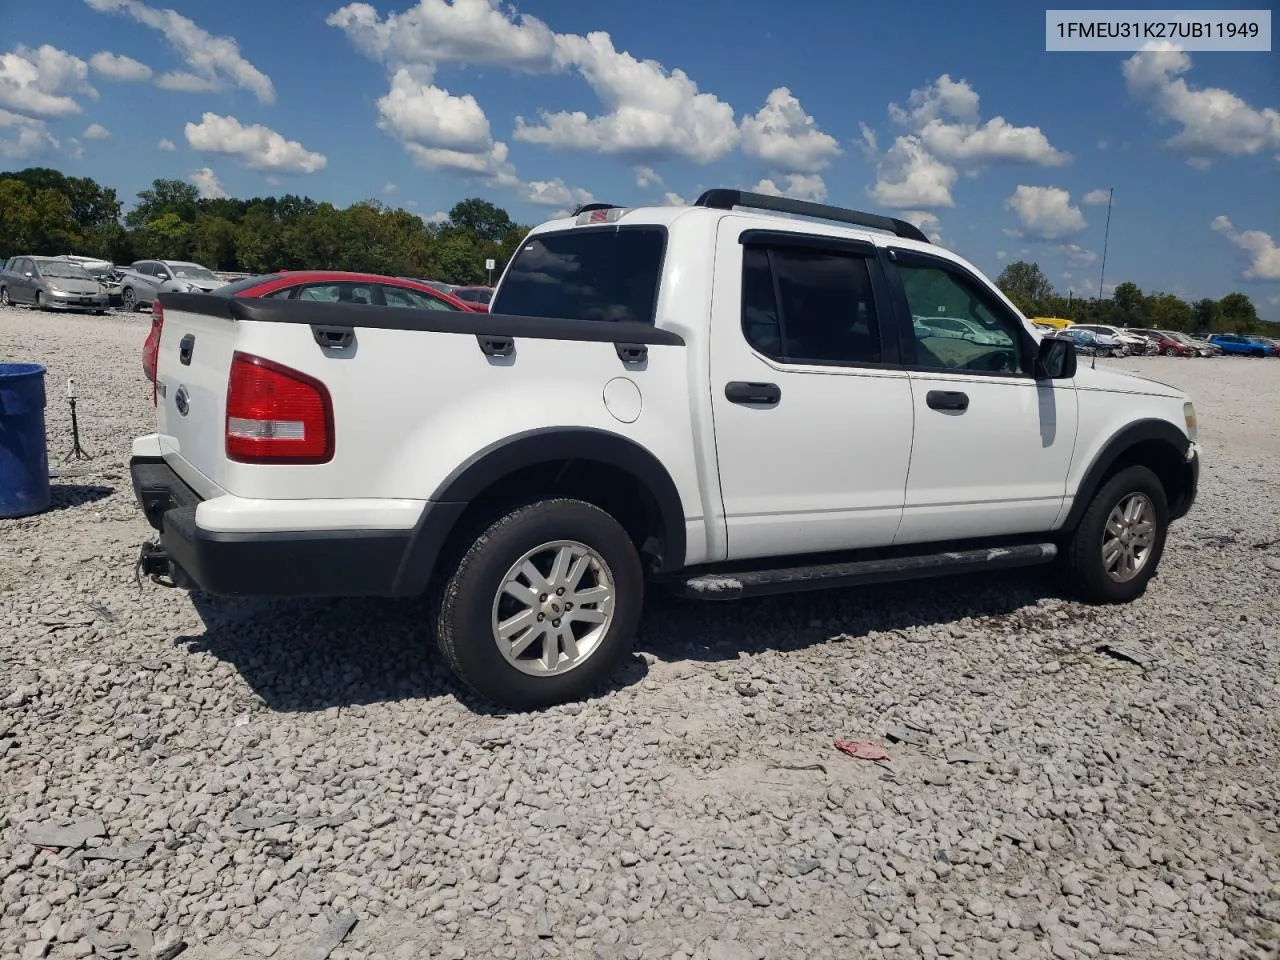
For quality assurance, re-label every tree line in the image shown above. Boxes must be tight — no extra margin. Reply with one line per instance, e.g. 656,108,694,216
995,260,1266,335
0,166,531,285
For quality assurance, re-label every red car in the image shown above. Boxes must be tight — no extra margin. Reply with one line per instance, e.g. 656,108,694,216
1134,329,1195,357
142,271,477,389
450,285,494,313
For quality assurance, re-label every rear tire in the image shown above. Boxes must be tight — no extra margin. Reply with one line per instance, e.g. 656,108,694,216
1058,465,1168,604
433,498,644,711
122,287,137,312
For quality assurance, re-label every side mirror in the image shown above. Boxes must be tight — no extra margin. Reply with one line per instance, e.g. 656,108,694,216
1036,335,1077,380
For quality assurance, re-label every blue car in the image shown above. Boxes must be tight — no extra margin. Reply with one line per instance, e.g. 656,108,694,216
1209,334,1271,357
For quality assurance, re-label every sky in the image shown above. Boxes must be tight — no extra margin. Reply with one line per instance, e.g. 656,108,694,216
1,0,1277,314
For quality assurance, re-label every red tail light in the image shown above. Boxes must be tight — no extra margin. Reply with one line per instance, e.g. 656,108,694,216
143,301,164,404
225,352,334,464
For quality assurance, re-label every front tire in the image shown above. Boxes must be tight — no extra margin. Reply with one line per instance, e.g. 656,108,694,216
34,292,46,311
0,287,8,306
1059,465,1168,604
433,499,644,710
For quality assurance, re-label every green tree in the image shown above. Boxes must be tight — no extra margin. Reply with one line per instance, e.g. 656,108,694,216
234,205,283,272
138,212,194,259
1191,298,1219,333
0,178,39,253
995,261,1053,315
447,197,515,246
1217,292,1260,333
126,178,200,228
1145,293,1194,332
192,214,238,270
1111,282,1146,328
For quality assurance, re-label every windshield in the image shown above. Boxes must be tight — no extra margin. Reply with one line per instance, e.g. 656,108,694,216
171,264,217,281
36,261,93,280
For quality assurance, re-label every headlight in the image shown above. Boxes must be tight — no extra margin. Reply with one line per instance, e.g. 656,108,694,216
48,284,64,294
1183,402,1197,442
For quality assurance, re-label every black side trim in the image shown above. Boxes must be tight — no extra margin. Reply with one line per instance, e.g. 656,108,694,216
425,427,687,575
1061,419,1192,531
677,543,1058,600
157,291,686,346
695,189,930,243
739,229,876,256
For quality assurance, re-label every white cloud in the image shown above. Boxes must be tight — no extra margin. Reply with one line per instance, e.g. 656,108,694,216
663,191,687,206
901,210,943,244
382,182,396,194
189,166,228,199
635,165,661,188
327,0,557,72
1004,186,1086,240
995,250,1008,261
916,116,1068,167
157,137,175,151
66,137,84,160
1081,189,1111,206
83,122,110,140
890,74,1069,168
0,44,97,119
1211,216,1280,281
868,135,957,209
750,174,827,203
740,86,841,174
265,176,280,186
421,210,449,224
376,68,492,153
1270,294,1280,309
0,108,59,158
514,31,739,165
89,50,152,82
1124,46,1280,162
404,140,517,186
521,178,593,207
857,122,878,158
185,112,327,174
1056,243,1097,267
1096,139,1107,151
866,73,1069,212
84,0,275,103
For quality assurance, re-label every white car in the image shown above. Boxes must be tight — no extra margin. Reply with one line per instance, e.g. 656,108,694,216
1073,324,1152,356
130,189,1200,709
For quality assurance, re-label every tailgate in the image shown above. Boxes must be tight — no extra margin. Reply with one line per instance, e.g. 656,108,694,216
154,295,238,496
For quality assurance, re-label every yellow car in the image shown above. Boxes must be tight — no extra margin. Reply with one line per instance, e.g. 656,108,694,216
1029,316,1074,330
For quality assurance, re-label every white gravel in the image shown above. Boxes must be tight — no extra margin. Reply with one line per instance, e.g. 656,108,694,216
2,304,1278,960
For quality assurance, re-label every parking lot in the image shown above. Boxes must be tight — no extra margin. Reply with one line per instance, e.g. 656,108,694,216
2,305,1278,960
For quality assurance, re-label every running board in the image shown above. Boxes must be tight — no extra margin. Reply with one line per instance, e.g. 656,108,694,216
675,543,1058,600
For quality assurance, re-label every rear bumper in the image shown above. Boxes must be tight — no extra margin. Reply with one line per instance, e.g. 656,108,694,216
130,457,463,598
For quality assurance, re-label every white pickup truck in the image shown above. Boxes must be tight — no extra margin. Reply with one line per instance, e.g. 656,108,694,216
131,190,1199,709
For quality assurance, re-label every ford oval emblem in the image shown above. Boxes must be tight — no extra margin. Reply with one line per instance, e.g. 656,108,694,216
174,385,190,417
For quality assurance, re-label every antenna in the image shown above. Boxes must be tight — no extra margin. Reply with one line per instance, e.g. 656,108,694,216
1092,187,1114,370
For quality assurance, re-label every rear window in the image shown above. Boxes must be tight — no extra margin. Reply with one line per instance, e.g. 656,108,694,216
491,227,665,324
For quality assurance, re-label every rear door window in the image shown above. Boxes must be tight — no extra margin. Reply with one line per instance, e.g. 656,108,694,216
491,227,665,324
293,282,377,304
381,285,461,311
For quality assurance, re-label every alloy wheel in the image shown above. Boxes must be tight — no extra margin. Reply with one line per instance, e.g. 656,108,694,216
1101,493,1156,583
490,540,616,677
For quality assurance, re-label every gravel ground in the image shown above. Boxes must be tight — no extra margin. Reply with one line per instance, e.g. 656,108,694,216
1,304,1278,960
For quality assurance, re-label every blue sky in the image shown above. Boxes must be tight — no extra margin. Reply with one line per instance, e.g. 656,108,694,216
2,0,1277,314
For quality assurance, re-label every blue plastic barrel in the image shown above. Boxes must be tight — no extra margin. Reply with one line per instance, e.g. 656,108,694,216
0,363,50,518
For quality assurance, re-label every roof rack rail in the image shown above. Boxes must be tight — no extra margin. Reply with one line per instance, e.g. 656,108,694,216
692,189,929,244
570,202,619,216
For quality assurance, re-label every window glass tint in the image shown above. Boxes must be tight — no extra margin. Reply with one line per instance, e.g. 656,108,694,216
295,283,375,304
741,244,883,365
491,228,664,324
383,285,459,311
895,262,1026,375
